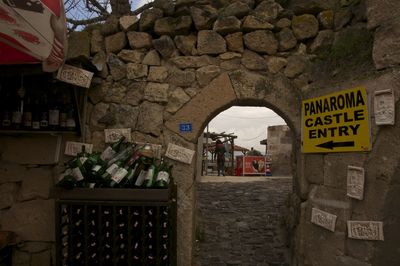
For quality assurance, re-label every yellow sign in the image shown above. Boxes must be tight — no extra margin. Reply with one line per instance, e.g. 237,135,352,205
302,87,371,153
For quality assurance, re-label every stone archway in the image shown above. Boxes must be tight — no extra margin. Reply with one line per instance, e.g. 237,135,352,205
164,71,302,265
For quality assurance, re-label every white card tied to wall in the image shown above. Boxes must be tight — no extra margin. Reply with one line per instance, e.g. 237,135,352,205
56,64,94,88
65,141,93,156
347,166,365,200
374,89,395,125
347,221,384,241
165,143,195,164
104,128,131,143
311,208,337,232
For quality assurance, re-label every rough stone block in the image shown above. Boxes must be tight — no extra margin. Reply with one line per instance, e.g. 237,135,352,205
143,82,169,103
127,31,153,49
303,154,324,184
0,199,55,241
105,32,127,54
166,87,191,114
90,29,104,54
137,101,164,136
0,183,18,209
142,50,161,66
18,167,53,201
372,21,400,70
126,63,148,80
148,66,169,82
197,30,226,55
165,74,236,142
67,31,90,60
367,0,400,29
323,153,367,189
31,250,51,266
243,30,278,55
0,135,61,165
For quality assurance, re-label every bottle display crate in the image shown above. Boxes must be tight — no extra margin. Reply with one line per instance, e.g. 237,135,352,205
53,186,177,266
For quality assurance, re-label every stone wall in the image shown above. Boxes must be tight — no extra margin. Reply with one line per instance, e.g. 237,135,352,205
267,125,292,176
1,0,400,265
0,134,81,265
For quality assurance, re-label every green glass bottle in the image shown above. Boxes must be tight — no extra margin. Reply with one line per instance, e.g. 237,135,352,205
57,169,76,189
101,160,125,187
155,157,172,188
100,136,126,163
143,161,157,188
109,153,138,188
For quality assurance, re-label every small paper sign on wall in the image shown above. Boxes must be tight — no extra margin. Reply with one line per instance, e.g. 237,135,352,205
347,166,365,200
347,221,384,241
374,89,395,125
65,141,93,156
104,128,131,143
165,143,195,164
311,208,337,232
57,64,94,88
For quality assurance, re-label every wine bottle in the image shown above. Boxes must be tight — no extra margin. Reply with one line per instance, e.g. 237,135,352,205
31,97,41,130
100,136,126,162
155,157,172,188
22,96,32,129
143,163,156,188
65,95,76,131
57,169,76,189
68,155,87,187
39,94,49,130
59,92,68,130
101,160,125,187
1,91,12,129
109,153,138,187
11,86,25,129
107,143,134,166
48,88,60,130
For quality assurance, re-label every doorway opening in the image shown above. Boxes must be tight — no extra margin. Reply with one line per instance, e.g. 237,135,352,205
194,106,294,266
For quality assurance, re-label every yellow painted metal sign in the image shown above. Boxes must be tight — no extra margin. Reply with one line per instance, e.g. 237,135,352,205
302,87,371,153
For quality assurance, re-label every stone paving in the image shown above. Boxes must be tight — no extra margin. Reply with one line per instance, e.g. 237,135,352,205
194,176,292,266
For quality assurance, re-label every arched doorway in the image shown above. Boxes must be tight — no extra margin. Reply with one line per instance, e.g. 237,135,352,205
164,71,303,265
194,105,294,265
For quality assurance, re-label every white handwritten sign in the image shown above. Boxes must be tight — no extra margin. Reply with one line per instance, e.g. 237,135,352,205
165,143,195,164
347,221,384,241
347,166,365,200
65,141,93,156
57,64,94,88
311,208,337,232
104,128,131,143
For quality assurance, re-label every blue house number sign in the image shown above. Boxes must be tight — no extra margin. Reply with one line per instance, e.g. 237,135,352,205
179,123,192,133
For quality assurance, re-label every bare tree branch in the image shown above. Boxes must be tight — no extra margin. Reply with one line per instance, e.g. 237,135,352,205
67,15,108,26
86,0,109,15
131,2,153,16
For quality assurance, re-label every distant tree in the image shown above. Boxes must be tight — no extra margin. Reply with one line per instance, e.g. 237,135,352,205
65,0,153,31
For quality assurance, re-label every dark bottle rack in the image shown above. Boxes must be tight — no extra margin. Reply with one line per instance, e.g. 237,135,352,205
53,187,177,266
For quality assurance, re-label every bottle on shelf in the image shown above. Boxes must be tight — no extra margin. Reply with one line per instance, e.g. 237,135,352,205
155,157,172,188
22,96,32,129
39,94,49,130
59,92,68,130
143,162,157,188
57,169,76,189
107,143,135,166
48,87,60,130
1,91,12,129
109,153,138,188
11,85,25,130
31,97,41,130
65,93,76,131
100,136,126,163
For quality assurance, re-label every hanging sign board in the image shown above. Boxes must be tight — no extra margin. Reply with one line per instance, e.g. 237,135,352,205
301,87,371,153
56,64,93,88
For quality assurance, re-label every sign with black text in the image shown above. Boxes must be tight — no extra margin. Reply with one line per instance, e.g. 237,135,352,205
302,87,371,153
57,64,94,88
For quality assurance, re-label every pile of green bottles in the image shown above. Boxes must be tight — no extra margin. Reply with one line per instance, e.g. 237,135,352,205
57,137,173,189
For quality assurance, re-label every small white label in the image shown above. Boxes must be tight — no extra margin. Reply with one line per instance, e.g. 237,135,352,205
112,168,128,183
145,167,155,181
104,128,131,143
80,157,88,165
311,208,337,232
106,164,119,176
12,112,22,124
56,64,94,88
72,167,84,181
100,146,116,161
92,165,102,172
65,142,93,156
156,171,170,183
32,121,40,129
135,170,148,186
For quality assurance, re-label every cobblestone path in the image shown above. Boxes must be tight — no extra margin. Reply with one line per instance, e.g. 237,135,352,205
194,177,292,266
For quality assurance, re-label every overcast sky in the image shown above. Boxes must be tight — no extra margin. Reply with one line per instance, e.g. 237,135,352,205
206,107,286,153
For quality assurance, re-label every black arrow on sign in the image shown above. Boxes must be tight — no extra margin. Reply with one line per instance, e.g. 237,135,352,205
316,140,355,150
